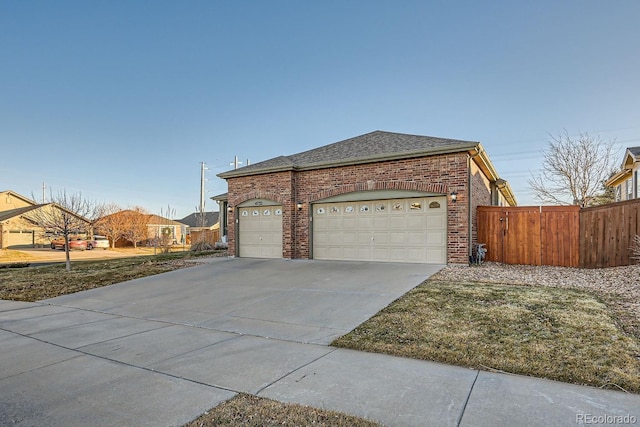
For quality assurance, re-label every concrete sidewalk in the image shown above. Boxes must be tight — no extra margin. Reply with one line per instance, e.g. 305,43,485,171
1,258,638,426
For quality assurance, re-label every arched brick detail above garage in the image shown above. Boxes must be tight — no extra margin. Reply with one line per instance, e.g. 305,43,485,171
307,181,448,203
231,190,286,207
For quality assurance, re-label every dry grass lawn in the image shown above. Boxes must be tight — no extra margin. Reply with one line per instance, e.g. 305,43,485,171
0,252,219,301
333,280,640,393
185,394,382,427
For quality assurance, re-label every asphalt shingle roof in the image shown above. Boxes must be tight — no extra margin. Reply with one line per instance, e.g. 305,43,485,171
218,131,478,178
0,205,45,221
179,211,220,228
628,147,640,158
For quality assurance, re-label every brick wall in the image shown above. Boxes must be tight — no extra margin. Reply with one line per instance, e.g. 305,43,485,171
470,161,492,254
226,152,494,264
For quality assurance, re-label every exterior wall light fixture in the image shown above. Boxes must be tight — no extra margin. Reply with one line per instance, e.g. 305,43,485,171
296,202,303,211
450,191,458,203
227,205,233,212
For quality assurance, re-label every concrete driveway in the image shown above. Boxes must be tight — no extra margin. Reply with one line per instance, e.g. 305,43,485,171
2,258,639,426
0,258,443,426
39,257,439,345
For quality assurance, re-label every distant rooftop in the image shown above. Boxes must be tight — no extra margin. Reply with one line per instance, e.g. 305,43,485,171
179,211,220,228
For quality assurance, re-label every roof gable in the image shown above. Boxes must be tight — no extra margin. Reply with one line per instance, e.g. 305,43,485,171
0,190,38,212
623,146,640,168
218,131,478,178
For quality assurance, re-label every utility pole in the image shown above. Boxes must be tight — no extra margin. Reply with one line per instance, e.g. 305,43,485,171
230,156,242,170
200,161,207,215
42,182,46,203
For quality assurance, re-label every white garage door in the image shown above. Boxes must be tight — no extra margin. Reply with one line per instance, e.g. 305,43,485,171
312,196,446,264
7,230,34,248
238,206,283,258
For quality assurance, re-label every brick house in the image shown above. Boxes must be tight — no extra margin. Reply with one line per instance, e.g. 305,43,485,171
217,131,516,265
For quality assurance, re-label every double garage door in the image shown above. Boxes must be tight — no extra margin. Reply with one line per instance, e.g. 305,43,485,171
237,196,447,264
312,196,447,264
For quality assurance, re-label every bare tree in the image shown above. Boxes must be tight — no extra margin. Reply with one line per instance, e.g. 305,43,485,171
26,190,96,271
93,203,125,248
122,207,150,248
528,131,618,207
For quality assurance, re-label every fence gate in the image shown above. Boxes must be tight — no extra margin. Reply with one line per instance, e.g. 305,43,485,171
477,206,580,267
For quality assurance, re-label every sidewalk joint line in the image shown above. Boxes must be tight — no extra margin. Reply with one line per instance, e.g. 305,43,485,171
254,347,338,395
456,369,480,427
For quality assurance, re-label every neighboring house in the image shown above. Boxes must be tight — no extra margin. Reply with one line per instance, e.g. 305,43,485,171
146,214,188,245
96,209,187,247
179,211,220,245
0,190,91,249
606,147,640,202
216,130,516,265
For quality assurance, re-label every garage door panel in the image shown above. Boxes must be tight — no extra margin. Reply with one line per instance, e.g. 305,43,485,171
357,217,373,228
357,233,372,244
388,216,407,229
426,231,446,245
427,248,446,264
342,232,357,244
372,216,389,228
328,232,346,244
342,217,357,228
372,232,389,244
407,216,427,228
406,232,428,245
313,196,447,264
239,206,282,259
427,216,446,228
389,233,408,245
407,248,428,262
342,247,358,259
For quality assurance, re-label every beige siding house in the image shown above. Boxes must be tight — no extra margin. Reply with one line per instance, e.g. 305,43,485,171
0,190,91,249
606,147,640,201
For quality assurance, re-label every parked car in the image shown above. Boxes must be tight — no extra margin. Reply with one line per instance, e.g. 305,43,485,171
87,235,109,250
50,236,87,251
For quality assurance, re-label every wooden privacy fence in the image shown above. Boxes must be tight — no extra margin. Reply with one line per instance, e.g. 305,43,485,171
189,228,220,246
580,199,640,268
477,200,640,268
477,206,580,267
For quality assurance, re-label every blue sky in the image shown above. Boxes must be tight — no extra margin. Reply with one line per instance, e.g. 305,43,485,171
2,1,639,218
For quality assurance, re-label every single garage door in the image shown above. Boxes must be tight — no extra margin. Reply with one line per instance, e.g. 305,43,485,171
238,206,283,258
312,196,446,264
7,230,34,248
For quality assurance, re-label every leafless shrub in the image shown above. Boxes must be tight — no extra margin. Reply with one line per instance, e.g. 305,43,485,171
190,241,215,252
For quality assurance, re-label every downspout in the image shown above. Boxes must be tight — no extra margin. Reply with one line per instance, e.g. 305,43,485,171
468,154,473,263
468,147,483,263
